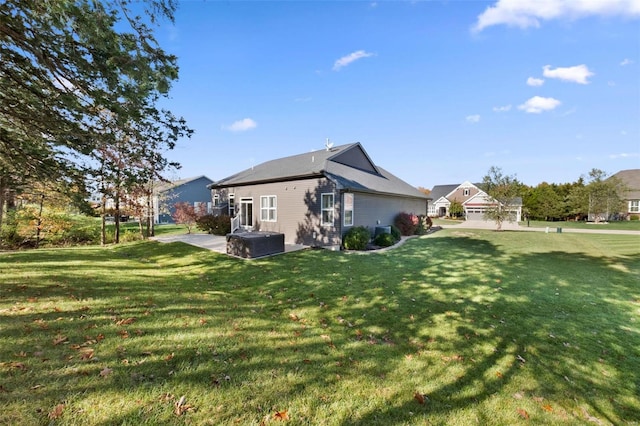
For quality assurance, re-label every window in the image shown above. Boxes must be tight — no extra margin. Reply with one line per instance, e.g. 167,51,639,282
321,193,334,226
463,188,470,196
260,195,277,222
228,193,235,216
213,193,220,207
343,193,354,226
630,200,639,213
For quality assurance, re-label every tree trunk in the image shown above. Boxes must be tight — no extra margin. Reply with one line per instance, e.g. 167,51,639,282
101,194,106,245
0,177,6,232
114,192,120,244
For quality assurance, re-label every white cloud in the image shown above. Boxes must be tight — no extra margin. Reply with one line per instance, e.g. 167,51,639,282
493,104,512,112
527,77,545,86
620,58,634,66
518,96,561,113
333,50,375,71
472,0,640,32
543,64,594,84
466,114,481,123
609,152,640,159
224,118,257,132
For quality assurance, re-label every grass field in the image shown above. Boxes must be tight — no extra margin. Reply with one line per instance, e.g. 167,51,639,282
432,217,640,231
1,229,638,425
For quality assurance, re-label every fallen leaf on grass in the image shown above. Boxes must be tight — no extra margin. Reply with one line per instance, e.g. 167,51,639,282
79,348,94,360
165,353,175,361
99,367,113,377
288,313,299,322
273,410,289,420
542,404,553,412
116,317,136,326
517,408,530,419
52,335,68,346
48,403,64,420
414,392,427,404
174,395,194,416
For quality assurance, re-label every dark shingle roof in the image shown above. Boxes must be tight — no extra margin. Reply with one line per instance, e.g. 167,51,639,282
210,143,429,200
612,169,640,199
155,175,213,193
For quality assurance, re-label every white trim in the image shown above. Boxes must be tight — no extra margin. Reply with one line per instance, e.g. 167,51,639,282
321,193,334,226
239,197,253,229
228,193,235,216
260,195,277,222
343,193,354,227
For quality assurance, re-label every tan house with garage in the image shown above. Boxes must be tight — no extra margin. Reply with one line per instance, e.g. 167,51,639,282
429,181,522,222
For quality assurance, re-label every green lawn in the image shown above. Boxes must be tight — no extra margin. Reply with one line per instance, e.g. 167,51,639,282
521,220,640,231
1,230,638,425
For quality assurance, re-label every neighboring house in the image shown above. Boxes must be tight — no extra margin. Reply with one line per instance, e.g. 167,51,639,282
208,142,430,250
429,181,522,222
611,169,640,219
154,175,214,224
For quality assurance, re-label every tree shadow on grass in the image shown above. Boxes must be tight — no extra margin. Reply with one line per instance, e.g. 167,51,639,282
0,234,638,424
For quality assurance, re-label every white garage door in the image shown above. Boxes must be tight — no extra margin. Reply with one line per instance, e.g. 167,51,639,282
466,209,485,220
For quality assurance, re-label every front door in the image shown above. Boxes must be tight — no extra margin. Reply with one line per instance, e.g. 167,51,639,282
239,198,253,229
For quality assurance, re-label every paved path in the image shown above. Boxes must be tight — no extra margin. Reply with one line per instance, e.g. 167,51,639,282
152,233,307,255
441,220,640,235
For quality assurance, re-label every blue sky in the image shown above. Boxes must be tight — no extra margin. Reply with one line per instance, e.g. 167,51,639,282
156,0,640,188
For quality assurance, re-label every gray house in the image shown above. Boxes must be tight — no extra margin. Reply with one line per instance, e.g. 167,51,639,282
154,175,214,224
208,143,429,250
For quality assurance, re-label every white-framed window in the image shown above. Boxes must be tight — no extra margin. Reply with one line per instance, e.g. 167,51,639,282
228,193,235,216
260,195,277,222
630,200,639,213
321,193,334,226
463,188,470,196
343,193,354,226
213,193,220,207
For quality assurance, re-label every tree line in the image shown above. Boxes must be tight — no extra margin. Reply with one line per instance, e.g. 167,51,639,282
1,0,192,245
480,167,629,227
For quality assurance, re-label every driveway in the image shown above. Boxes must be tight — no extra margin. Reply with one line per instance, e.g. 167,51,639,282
152,233,307,255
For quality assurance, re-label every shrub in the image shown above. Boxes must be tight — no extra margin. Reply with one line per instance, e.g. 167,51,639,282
374,232,396,247
342,226,371,250
394,212,419,236
197,214,231,235
415,215,432,235
630,215,639,221
390,225,401,241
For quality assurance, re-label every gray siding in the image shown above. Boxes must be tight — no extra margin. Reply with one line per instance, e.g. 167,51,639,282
220,177,342,248
347,192,427,234
158,176,214,223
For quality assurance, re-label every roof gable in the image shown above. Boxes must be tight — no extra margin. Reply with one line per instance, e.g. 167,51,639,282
210,142,428,200
328,144,379,174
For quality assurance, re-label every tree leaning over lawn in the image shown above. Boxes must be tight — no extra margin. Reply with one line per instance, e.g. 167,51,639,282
480,166,522,231
0,0,191,231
